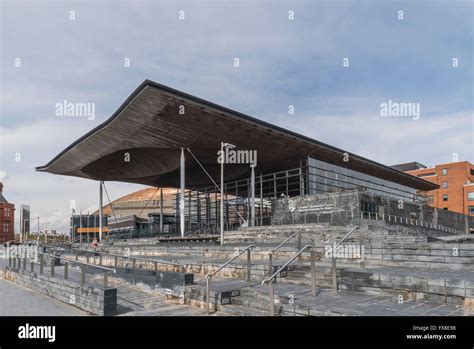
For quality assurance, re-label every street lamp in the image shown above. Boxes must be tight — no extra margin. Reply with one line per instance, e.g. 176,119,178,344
220,142,236,246
36,216,40,244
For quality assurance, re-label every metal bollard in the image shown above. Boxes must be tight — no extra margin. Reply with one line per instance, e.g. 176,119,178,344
99,255,102,266
103,272,108,288
114,256,118,267
30,261,34,273
332,257,337,292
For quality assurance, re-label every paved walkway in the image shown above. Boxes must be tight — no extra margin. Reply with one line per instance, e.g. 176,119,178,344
0,278,89,316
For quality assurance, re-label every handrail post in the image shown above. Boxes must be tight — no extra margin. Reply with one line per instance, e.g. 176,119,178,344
310,249,316,296
81,266,86,287
297,231,302,262
359,229,365,269
269,280,274,316
64,262,69,280
39,255,44,274
331,256,337,292
247,248,251,283
268,253,273,277
206,276,211,314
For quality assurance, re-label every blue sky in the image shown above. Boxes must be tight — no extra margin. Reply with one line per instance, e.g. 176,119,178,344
0,0,473,233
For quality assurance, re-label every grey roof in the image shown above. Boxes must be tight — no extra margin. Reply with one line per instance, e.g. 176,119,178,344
0,193,8,204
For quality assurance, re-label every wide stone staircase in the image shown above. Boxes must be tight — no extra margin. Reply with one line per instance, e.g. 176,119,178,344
50,221,474,316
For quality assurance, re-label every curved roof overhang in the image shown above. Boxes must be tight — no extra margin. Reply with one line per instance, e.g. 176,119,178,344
36,80,438,191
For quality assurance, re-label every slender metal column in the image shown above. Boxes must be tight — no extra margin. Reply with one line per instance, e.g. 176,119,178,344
99,181,103,243
180,148,185,238
159,187,163,234
220,143,224,245
250,165,255,227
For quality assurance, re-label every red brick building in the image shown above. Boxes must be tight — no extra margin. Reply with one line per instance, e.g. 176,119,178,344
0,183,15,242
396,161,474,216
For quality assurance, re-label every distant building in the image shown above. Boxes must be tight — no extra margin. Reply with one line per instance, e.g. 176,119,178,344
397,161,474,216
0,183,15,243
391,162,427,172
20,204,30,235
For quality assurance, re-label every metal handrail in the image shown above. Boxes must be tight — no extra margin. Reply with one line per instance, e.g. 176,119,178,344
262,244,316,316
71,248,184,268
271,227,303,254
325,226,361,293
9,250,115,288
360,211,465,235
206,244,255,314
326,226,360,255
206,244,255,279
37,251,116,273
262,245,312,285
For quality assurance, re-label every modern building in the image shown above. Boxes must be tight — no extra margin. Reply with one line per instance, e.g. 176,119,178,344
39,80,474,239
0,183,15,243
19,204,30,236
400,161,474,216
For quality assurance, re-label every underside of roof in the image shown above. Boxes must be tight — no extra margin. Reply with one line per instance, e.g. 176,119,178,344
36,80,438,192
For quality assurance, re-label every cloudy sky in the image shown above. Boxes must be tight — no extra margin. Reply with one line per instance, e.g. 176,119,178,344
0,0,472,233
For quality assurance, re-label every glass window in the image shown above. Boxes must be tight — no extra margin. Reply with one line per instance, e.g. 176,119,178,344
442,194,448,202
442,168,448,176
469,206,474,214
442,181,448,188
468,192,474,201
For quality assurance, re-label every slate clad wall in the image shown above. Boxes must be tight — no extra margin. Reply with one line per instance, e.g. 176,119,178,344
114,267,194,290
272,191,360,225
272,190,473,232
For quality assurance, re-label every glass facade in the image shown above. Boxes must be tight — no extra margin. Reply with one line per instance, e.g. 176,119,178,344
307,157,420,202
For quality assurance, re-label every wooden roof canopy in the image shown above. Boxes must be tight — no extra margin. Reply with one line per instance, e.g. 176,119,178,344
36,80,438,191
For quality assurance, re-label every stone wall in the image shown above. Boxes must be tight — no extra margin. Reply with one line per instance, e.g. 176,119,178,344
272,191,360,225
1,267,116,316
360,192,474,233
271,190,474,233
